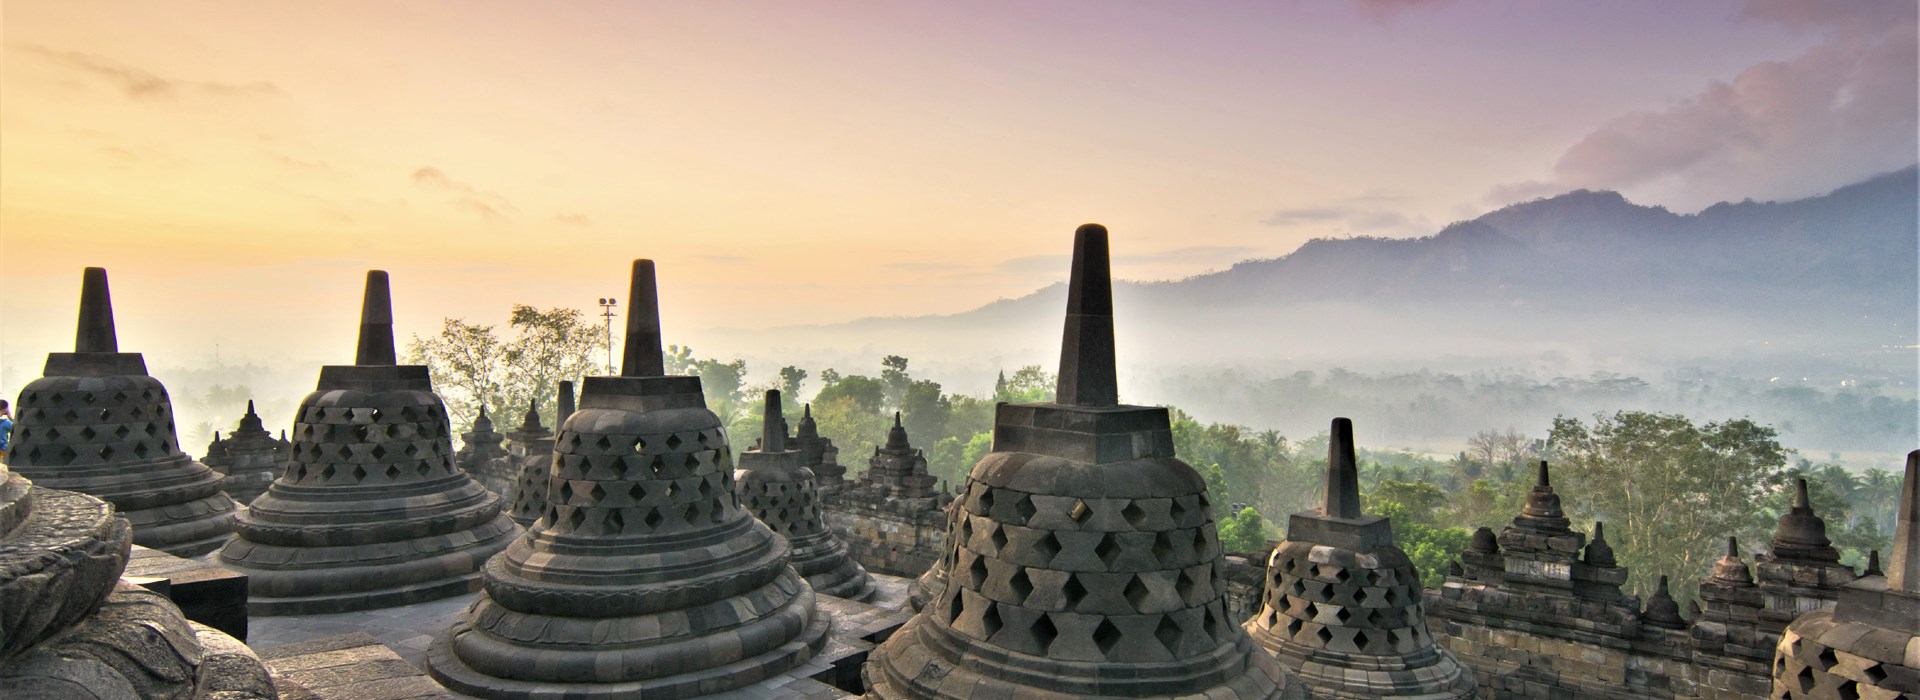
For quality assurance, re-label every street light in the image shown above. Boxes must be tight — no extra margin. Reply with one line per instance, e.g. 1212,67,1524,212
597,297,618,375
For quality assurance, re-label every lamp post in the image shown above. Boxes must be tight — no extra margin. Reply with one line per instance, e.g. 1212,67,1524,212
597,297,618,375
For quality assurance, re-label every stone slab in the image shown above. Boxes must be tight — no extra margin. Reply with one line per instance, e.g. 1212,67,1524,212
123,544,250,641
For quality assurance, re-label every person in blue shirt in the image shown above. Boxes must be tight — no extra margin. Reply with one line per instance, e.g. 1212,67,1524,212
0,399,12,462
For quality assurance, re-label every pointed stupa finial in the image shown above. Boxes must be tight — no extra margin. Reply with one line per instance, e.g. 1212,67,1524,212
1771,476,1837,562
1728,536,1740,558
473,404,494,433
1585,521,1617,567
761,389,786,453
1887,449,1918,592
796,403,819,440
1794,477,1811,509
1643,575,1686,629
620,259,665,377
1537,459,1552,487
556,380,576,427
1711,535,1754,585
886,411,912,451
1863,549,1882,577
75,267,119,353
1054,223,1117,407
1323,417,1361,519
520,396,542,431
246,399,258,416
354,270,397,365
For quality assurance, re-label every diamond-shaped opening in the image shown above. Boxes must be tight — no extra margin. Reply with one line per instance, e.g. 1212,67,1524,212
977,487,995,514
1093,619,1122,655
666,480,683,501
1353,629,1371,649
370,444,387,459
1124,575,1151,611
98,408,113,421
1291,578,1307,596
566,507,587,530
1121,500,1147,527
353,425,370,442
948,588,966,624
82,393,96,405
1032,613,1058,652
417,461,434,477
1302,601,1320,619
558,481,576,503
630,436,647,453
1334,606,1352,624
80,426,97,441
1836,680,1859,700
1316,625,1334,645
607,508,626,533
113,425,131,439
1193,528,1209,555
1203,605,1221,640
1170,498,1187,522
595,435,613,452
385,464,401,480
1007,568,1034,603
1070,499,1091,524
629,482,649,502
990,525,1008,553
665,433,683,450
1861,663,1887,685
643,508,665,528
1794,666,1816,692
981,602,1003,639
969,555,990,589
588,483,607,503
1152,531,1176,565
1062,574,1087,610
320,464,338,480
351,464,369,482
1175,570,1196,601
1383,587,1398,606
1332,568,1351,583
1034,531,1061,562
1353,587,1369,604
97,444,115,461
1286,617,1304,638
1012,494,1035,524
1816,647,1838,671
132,442,150,458
1155,615,1184,654
1096,534,1121,566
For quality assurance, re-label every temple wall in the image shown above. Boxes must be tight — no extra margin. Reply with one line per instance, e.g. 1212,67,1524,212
822,501,944,579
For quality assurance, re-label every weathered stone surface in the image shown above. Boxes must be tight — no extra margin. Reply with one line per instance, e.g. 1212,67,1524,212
453,405,509,494
738,390,876,602
125,543,251,642
219,270,518,615
1247,417,1474,699
864,225,1300,699
10,268,237,557
827,410,953,583
427,259,828,699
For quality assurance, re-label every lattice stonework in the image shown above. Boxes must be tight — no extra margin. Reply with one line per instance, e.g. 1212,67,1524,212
1772,614,1920,699
1251,543,1433,657
545,427,734,536
933,480,1234,661
12,383,182,467
283,396,457,486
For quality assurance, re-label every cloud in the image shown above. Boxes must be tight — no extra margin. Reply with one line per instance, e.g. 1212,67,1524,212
1491,0,1917,209
1263,204,1430,234
410,167,517,222
1117,246,1259,265
1261,207,1349,226
698,254,750,265
16,44,279,99
272,154,331,172
883,261,965,272
553,213,591,226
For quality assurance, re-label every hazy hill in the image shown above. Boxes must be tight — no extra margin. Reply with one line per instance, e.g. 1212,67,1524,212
702,167,1918,383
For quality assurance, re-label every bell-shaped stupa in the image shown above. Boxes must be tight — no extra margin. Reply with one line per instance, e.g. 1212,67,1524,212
218,270,518,614
9,267,236,556
1245,417,1475,698
427,260,829,699
736,389,876,601
1771,450,1920,698
864,225,1301,699
503,381,571,528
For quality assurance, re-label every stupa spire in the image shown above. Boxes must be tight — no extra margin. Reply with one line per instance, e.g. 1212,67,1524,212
1890,450,1919,592
519,396,542,432
354,270,396,365
620,259,665,377
761,389,786,453
75,266,119,353
1324,417,1362,519
556,380,575,427
1054,223,1117,406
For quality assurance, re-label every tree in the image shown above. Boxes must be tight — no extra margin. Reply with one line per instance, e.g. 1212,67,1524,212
1218,507,1270,554
663,344,696,375
407,305,605,428
880,355,912,412
996,365,1055,404
1365,478,1472,587
779,366,809,404
1549,411,1793,605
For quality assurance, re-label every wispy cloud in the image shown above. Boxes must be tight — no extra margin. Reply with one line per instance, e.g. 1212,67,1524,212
16,44,279,99
1489,0,1917,209
553,213,591,227
410,167,517,222
883,261,966,272
1263,203,1430,235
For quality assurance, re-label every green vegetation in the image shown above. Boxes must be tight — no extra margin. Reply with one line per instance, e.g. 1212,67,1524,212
405,305,606,426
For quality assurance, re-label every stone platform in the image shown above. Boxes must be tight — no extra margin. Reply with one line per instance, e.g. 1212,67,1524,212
251,572,914,699
124,543,251,641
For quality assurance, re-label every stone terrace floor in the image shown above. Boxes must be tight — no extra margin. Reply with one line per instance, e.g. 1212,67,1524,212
247,572,915,699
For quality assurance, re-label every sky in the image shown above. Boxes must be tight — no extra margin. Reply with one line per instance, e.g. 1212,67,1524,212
2,0,1915,382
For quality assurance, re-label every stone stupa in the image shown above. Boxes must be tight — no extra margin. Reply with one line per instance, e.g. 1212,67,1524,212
427,259,829,699
203,400,290,506
1770,450,1920,698
736,389,876,601
218,270,518,615
0,460,275,697
1245,417,1475,698
8,267,236,557
503,381,571,528
863,224,1302,699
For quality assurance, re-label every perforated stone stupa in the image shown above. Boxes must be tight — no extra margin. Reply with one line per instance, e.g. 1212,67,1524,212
427,259,828,699
1770,450,1920,698
737,389,876,601
8,267,236,557
218,270,518,615
1246,417,1475,698
503,382,571,528
863,224,1301,699
455,405,510,492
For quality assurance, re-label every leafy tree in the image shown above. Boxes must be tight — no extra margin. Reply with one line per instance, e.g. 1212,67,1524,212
815,375,884,415
880,355,912,412
819,368,841,388
1549,411,1793,605
1365,478,1473,587
778,366,808,403
995,365,1055,404
663,344,696,375
407,305,605,427
1218,507,1270,554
